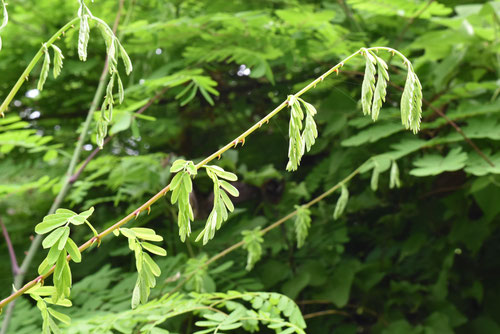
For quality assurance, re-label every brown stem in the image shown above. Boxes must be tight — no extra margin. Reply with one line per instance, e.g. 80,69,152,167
0,219,19,276
303,309,351,319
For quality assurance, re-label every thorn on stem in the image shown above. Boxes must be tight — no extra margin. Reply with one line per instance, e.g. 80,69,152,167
334,68,339,75
217,154,221,160
91,235,102,247
147,206,151,215
134,210,140,219
239,138,245,146
233,140,238,148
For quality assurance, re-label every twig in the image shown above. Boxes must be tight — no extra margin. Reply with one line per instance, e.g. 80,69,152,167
0,219,19,276
0,1,126,332
303,309,350,319
0,47,410,310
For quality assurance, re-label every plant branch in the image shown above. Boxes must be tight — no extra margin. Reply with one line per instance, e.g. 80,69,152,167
0,47,402,310
303,309,351,319
0,17,80,117
0,219,19,276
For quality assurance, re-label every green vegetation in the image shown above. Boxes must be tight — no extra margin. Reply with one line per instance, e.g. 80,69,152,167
0,0,499,333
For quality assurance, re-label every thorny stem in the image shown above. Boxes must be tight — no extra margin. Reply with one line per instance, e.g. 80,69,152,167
0,1,125,331
166,163,366,298
0,46,409,310
0,17,80,117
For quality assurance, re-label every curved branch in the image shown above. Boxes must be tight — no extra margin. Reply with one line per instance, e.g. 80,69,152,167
0,46,411,310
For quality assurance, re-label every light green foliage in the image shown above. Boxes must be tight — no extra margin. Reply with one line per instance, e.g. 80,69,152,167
170,159,197,242
242,227,264,271
196,165,239,245
371,55,389,121
34,207,96,303
51,45,64,79
118,227,166,309
361,50,376,117
389,160,401,188
286,95,319,171
400,64,423,134
192,291,306,334
37,45,50,91
294,205,311,248
333,185,349,220
24,285,72,334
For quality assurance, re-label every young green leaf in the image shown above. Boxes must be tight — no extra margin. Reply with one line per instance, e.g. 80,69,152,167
197,166,239,245
410,73,423,133
286,95,305,171
141,241,167,256
118,42,133,75
170,160,197,242
371,55,389,121
400,68,416,131
48,308,71,325
57,226,70,250
65,238,81,263
294,205,311,248
299,98,318,152
361,50,376,117
333,185,349,220
42,227,66,249
389,160,401,189
37,47,50,91
371,162,380,191
130,227,163,242
242,228,264,271
78,14,90,61
51,44,64,79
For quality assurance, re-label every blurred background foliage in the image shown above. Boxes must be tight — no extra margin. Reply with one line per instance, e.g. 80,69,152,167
1,0,500,333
